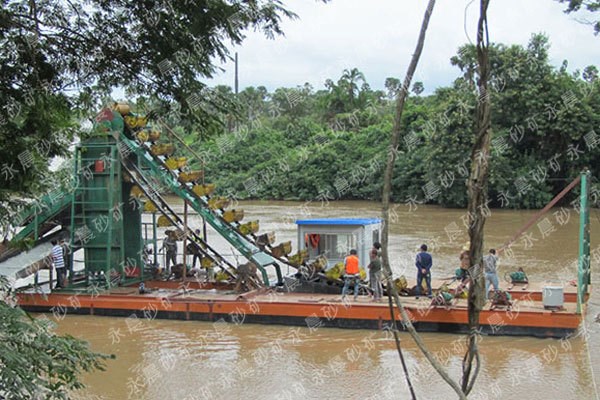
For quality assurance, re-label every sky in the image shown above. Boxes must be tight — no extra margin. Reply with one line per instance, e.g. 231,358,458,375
208,0,600,94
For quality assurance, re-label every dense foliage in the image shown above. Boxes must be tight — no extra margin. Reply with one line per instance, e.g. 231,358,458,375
0,0,295,220
0,278,109,399
185,34,599,208
559,0,600,34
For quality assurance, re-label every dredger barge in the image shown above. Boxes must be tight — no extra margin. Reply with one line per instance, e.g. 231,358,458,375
3,106,593,339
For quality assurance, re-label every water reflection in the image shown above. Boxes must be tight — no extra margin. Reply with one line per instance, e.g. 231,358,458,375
53,315,596,400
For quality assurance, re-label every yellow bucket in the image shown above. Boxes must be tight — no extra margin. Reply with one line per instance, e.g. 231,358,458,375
223,209,244,223
150,143,175,157
143,201,158,213
129,185,144,198
179,170,203,183
113,102,131,116
165,157,187,170
239,220,259,235
157,215,172,227
192,183,216,197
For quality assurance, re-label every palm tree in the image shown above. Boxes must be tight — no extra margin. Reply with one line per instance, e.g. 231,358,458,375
339,68,365,107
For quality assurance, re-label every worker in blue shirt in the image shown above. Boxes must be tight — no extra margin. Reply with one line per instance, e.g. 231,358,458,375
415,244,433,299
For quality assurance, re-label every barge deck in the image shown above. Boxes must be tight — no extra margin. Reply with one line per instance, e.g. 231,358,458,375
17,279,586,339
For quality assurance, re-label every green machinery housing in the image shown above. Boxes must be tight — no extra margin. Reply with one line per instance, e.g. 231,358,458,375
67,111,144,288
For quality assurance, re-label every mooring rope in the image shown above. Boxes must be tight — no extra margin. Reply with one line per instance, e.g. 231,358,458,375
498,175,582,253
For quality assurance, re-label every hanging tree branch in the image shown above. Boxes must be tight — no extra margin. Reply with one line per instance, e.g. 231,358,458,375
386,279,417,399
380,1,467,399
461,0,491,395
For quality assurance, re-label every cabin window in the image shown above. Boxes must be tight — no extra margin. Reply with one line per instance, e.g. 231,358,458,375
318,233,356,260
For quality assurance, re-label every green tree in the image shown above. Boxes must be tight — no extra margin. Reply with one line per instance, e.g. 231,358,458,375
339,67,366,106
443,33,599,208
238,86,270,119
559,0,600,34
0,0,296,216
185,35,599,210
0,278,109,399
583,65,598,82
384,77,401,99
412,81,425,95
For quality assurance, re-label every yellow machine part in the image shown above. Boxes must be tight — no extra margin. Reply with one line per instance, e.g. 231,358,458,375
359,267,366,281
288,249,309,267
271,241,292,258
311,254,326,271
394,276,408,291
437,283,449,294
124,115,148,129
215,271,229,282
394,275,427,294
223,209,244,223
179,170,204,183
157,215,172,227
124,115,135,128
201,258,215,269
208,196,230,210
256,232,276,247
325,262,344,280
113,102,131,116
143,201,158,213
148,130,161,142
136,130,149,142
150,143,175,157
129,185,144,198
192,183,216,197
325,262,366,281
137,129,161,143
239,220,259,235
165,157,187,170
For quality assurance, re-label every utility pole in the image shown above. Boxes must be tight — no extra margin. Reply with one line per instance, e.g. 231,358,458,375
234,52,239,95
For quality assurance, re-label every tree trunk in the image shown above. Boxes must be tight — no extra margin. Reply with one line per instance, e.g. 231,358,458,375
461,0,491,395
380,1,466,398
383,271,467,400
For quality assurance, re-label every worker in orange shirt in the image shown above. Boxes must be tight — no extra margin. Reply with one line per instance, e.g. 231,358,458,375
341,249,361,301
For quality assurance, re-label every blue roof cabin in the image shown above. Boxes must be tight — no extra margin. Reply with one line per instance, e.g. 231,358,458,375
295,218,382,268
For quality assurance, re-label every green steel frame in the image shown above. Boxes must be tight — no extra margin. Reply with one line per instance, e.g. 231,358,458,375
13,191,72,242
10,108,286,290
577,170,591,314
118,134,282,285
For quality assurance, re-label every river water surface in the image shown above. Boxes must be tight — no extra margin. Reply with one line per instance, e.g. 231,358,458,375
48,200,599,399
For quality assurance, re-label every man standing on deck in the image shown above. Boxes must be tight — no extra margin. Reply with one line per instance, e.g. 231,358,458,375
187,229,204,269
458,242,470,282
415,244,433,299
368,242,383,302
60,238,70,285
484,248,499,299
161,231,178,274
51,239,66,289
341,249,361,301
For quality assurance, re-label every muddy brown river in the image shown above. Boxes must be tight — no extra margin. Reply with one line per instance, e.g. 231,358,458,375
49,200,599,399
